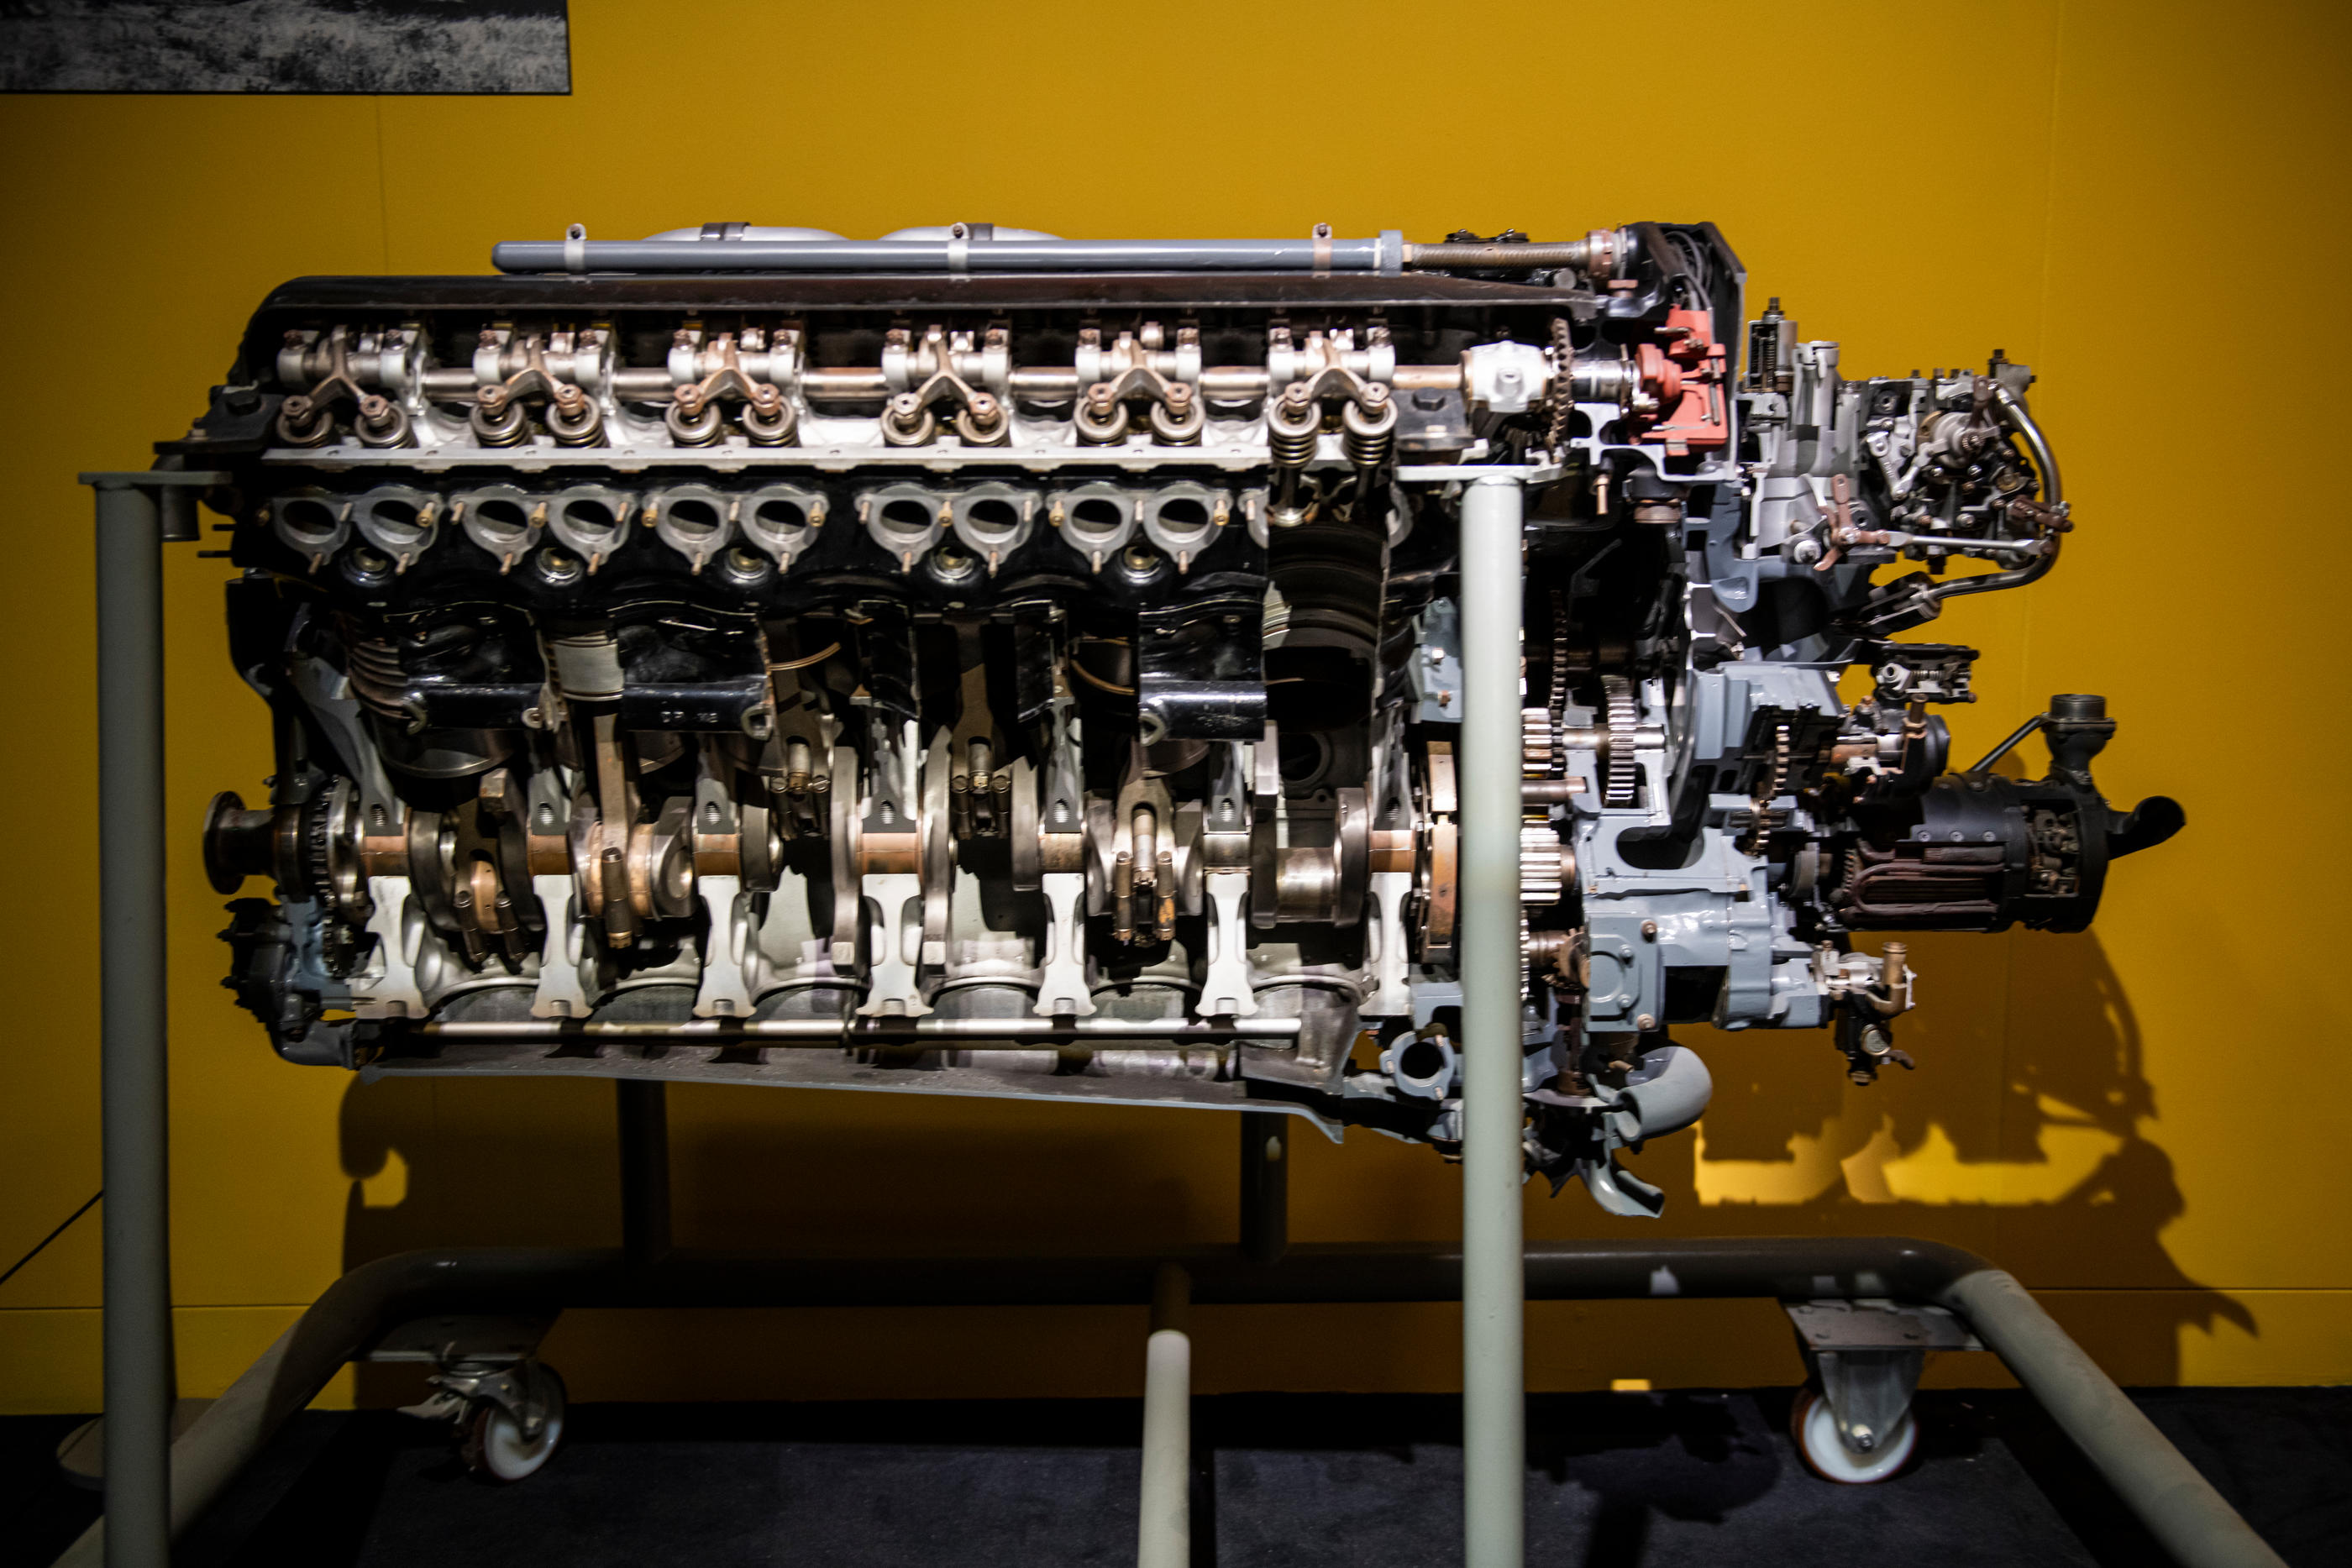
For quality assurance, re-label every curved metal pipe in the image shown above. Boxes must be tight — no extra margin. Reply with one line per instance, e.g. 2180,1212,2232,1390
1870,384,2070,618
1992,382,2063,506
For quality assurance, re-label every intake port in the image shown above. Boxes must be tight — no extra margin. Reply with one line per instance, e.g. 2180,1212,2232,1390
949,486,1037,574
547,486,634,569
1057,485,1136,572
457,485,542,567
1142,486,1224,573
270,493,349,565
859,487,945,571
739,484,825,568
351,485,438,573
653,485,735,574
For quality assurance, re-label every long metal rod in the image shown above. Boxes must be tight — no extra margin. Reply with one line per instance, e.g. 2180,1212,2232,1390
1457,474,1526,1568
1138,1264,1192,1568
416,1016,1301,1041
91,480,171,1568
493,235,1604,278
495,237,1398,275
51,1237,2286,1568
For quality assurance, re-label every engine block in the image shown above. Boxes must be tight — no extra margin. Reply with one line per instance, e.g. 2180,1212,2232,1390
179,221,2180,1214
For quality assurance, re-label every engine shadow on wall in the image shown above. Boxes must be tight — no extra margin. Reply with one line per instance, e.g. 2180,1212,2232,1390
331,1068,1253,1407
329,933,2248,1399
1669,926,2253,1384
0,2,570,94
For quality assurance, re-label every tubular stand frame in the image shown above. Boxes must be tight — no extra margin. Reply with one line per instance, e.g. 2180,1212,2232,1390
73,472,2286,1568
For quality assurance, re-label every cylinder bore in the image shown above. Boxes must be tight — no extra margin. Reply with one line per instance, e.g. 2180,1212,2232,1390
352,486,437,571
739,485,824,568
1057,486,1137,569
653,486,734,573
458,486,541,565
547,486,633,568
272,493,349,562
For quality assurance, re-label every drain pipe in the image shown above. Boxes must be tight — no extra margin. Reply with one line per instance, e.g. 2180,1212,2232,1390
1457,475,1527,1568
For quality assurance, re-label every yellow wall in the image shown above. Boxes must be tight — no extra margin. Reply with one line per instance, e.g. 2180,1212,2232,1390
3,0,2349,1412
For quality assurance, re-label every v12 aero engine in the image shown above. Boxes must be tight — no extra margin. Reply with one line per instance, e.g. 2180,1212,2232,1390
183,221,2180,1214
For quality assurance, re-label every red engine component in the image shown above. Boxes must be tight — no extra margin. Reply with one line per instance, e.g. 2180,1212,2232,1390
1635,307,1728,454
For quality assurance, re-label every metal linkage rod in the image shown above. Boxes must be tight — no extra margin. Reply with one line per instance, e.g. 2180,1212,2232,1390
87,478,171,1568
494,237,1403,275
1457,475,1527,1568
417,1017,1301,1041
491,233,1609,278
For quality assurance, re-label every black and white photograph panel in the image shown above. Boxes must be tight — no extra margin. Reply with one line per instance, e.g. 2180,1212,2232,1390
0,1,571,94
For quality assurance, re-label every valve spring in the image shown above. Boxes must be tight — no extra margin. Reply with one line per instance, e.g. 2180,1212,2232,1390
344,637,411,721
1341,406,1395,469
1267,409,1319,469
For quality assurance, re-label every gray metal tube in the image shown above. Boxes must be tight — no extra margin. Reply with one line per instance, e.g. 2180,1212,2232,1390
493,238,1389,275
1138,1264,1191,1568
1939,1271,2285,1568
92,480,171,1568
50,1238,2286,1568
1457,475,1525,1568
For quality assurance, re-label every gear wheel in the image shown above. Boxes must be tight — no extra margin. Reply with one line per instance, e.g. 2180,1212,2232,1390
1547,587,1572,733
1600,674,1641,808
1520,821,1568,905
302,779,371,921
1546,317,1575,454
1521,707,1556,776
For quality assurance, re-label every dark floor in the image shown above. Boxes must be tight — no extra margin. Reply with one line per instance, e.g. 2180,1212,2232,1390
10,1387,2348,1566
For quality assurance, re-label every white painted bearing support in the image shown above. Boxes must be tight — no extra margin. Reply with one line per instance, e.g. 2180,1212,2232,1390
1137,1263,1191,1568
528,873,594,1019
855,873,929,1016
1036,871,1095,1017
1200,869,1256,1017
1458,474,1527,1568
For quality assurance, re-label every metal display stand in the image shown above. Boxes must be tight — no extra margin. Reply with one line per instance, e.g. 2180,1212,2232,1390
68,472,2288,1568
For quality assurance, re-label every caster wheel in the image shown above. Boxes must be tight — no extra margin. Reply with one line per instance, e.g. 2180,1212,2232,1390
1790,1387,1916,1484
462,1363,567,1482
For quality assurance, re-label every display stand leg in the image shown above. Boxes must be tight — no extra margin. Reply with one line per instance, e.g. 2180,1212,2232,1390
1137,1263,1192,1568
1239,1111,1287,1266
617,1079,672,1265
92,478,171,1568
1458,474,1526,1568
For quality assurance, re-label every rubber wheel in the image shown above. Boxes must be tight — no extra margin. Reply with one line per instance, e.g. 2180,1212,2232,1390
1789,1386,1917,1484
462,1364,567,1482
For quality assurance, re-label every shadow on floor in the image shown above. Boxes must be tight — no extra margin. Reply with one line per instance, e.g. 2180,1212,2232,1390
15,1388,2345,1568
